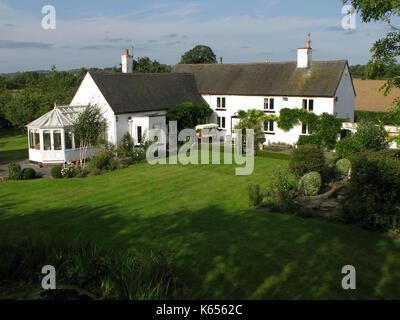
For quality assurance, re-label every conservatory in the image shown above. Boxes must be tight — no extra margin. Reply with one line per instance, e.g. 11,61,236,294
26,105,97,164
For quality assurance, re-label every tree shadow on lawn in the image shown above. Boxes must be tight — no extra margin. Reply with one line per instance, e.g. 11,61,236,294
1,202,400,300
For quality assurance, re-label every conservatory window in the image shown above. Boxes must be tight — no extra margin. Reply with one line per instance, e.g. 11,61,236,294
65,130,73,150
29,130,34,149
74,134,81,149
53,130,62,151
43,131,51,150
34,131,40,150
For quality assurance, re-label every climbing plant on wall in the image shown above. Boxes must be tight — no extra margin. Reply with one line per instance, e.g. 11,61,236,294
276,108,344,149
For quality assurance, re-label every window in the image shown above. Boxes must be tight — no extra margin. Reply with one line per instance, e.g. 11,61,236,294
264,98,275,111
29,130,40,150
34,131,40,150
53,130,62,150
308,99,314,111
65,130,73,150
137,126,142,144
264,120,275,132
74,134,81,149
29,130,34,149
303,99,314,111
217,116,226,129
217,97,226,109
43,131,51,150
302,123,308,135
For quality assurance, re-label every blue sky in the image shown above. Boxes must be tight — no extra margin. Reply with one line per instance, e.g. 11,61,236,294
0,0,397,73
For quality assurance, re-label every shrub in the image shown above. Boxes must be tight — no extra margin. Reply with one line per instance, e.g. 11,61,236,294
61,162,77,178
51,166,63,179
342,151,400,231
298,171,322,196
353,120,389,151
354,110,396,125
118,132,134,158
7,162,21,180
289,144,325,180
297,135,321,147
335,137,361,158
248,184,263,208
263,166,296,213
336,158,351,177
87,149,114,171
90,168,102,176
21,168,36,180
321,157,338,183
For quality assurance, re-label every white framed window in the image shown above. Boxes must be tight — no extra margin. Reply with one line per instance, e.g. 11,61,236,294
43,130,51,150
53,130,62,151
65,130,74,150
264,98,274,111
302,99,314,111
217,116,226,129
302,122,309,135
264,120,275,133
217,97,226,109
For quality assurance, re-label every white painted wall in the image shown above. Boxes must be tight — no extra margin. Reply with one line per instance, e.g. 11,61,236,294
202,94,336,145
70,73,118,145
334,65,355,122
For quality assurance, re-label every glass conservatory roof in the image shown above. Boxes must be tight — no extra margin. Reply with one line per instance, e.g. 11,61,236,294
27,105,86,129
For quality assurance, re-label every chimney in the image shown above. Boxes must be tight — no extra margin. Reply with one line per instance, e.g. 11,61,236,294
121,48,133,73
297,34,312,68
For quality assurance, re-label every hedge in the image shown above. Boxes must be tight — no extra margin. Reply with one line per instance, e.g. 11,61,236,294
354,110,398,125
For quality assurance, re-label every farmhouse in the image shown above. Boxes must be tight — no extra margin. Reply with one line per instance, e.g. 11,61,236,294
173,38,356,145
27,38,356,164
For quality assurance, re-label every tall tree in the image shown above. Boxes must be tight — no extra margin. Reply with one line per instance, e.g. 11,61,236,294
180,45,217,64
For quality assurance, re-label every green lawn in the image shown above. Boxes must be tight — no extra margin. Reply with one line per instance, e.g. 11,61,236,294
0,128,28,161
0,146,400,299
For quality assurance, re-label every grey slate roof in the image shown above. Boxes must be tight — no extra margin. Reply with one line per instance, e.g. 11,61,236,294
172,61,350,97
89,72,207,114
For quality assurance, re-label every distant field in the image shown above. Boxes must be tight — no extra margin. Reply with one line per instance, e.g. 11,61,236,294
354,79,400,112
0,128,28,162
